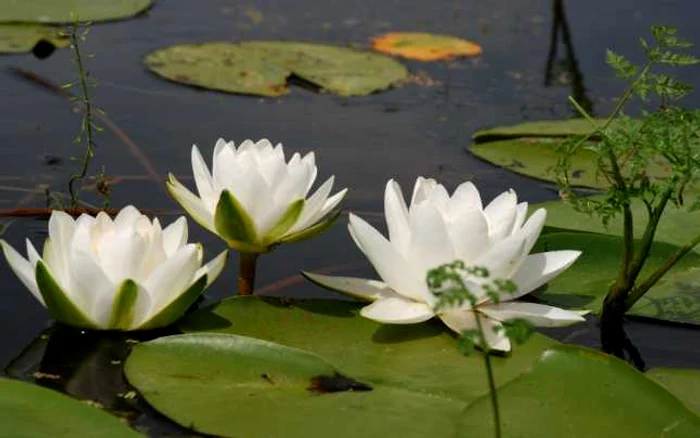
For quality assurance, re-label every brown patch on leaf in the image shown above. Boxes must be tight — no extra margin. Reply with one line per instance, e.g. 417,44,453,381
308,372,372,394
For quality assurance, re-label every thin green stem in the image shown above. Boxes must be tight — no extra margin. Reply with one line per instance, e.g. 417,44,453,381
237,252,259,296
473,311,501,438
627,189,673,282
67,24,96,209
625,231,700,310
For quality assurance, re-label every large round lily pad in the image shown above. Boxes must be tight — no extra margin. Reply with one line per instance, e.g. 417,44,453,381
461,346,700,437
0,0,153,24
0,24,69,54
532,232,700,324
126,300,700,437
144,41,409,97
370,32,482,61
472,119,609,142
647,368,700,416
125,333,466,438
0,377,142,438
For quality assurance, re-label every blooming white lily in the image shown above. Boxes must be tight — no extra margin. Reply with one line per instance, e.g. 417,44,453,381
0,207,227,331
304,177,586,353
166,138,347,253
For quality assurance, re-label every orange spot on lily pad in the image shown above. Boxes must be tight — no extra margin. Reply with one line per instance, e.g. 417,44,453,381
371,32,482,61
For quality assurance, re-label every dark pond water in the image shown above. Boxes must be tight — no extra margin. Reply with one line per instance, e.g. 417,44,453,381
2,0,700,435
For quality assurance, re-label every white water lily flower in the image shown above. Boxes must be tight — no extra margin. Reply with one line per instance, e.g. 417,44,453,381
304,177,586,353
167,138,347,253
0,207,228,331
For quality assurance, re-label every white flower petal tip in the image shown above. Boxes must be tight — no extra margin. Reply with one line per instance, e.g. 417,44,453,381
2,208,226,331
301,272,397,302
171,139,344,251
339,177,586,340
360,297,435,324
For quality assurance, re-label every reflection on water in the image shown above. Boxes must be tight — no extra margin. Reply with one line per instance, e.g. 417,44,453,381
544,0,593,115
3,325,192,436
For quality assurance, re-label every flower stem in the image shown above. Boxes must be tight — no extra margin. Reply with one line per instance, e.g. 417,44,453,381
237,252,258,296
474,312,502,438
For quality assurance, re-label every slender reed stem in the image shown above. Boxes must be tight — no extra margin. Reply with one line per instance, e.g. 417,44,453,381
67,24,97,209
237,252,259,296
474,312,502,438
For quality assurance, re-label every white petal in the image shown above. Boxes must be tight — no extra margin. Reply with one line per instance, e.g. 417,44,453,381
25,239,41,268
409,177,438,207
484,190,518,241
313,188,347,220
479,302,587,327
194,249,228,287
509,250,582,299
360,297,435,324
473,234,526,280
384,179,411,257
166,174,215,231
69,251,116,327
302,272,401,302
439,309,511,353
114,206,142,228
212,141,238,188
407,202,455,273
450,181,483,213
47,211,75,286
287,176,334,234
511,202,529,234
97,227,147,284
143,244,200,317
348,214,426,303
516,208,547,256
1,240,43,305
162,216,189,257
191,145,218,209
448,209,490,264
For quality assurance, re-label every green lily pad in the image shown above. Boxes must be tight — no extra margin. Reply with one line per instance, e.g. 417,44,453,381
461,345,700,437
144,41,409,97
532,232,700,324
0,24,69,54
128,303,700,437
647,368,700,416
469,119,677,190
0,0,153,24
472,119,609,142
178,297,556,401
125,333,466,438
536,195,700,250
0,377,142,438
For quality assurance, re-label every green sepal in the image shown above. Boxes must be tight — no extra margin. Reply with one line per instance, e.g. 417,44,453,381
35,261,99,329
263,199,304,245
280,209,341,243
214,189,266,253
165,173,217,234
108,279,139,330
135,275,208,331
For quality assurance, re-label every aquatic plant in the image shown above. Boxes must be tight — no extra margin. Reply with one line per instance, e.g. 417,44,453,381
0,206,227,330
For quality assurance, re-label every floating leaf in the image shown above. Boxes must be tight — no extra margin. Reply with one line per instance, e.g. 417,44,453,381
535,195,700,250
125,333,464,438
144,41,409,97
0,24,68,54
533,232,700,324
469,119,675,190
0,377,142,437
472,119,609,142
461,345,700,437
0,0,153,24
125,300,700,437
370,32,482,61
647,368,700,416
